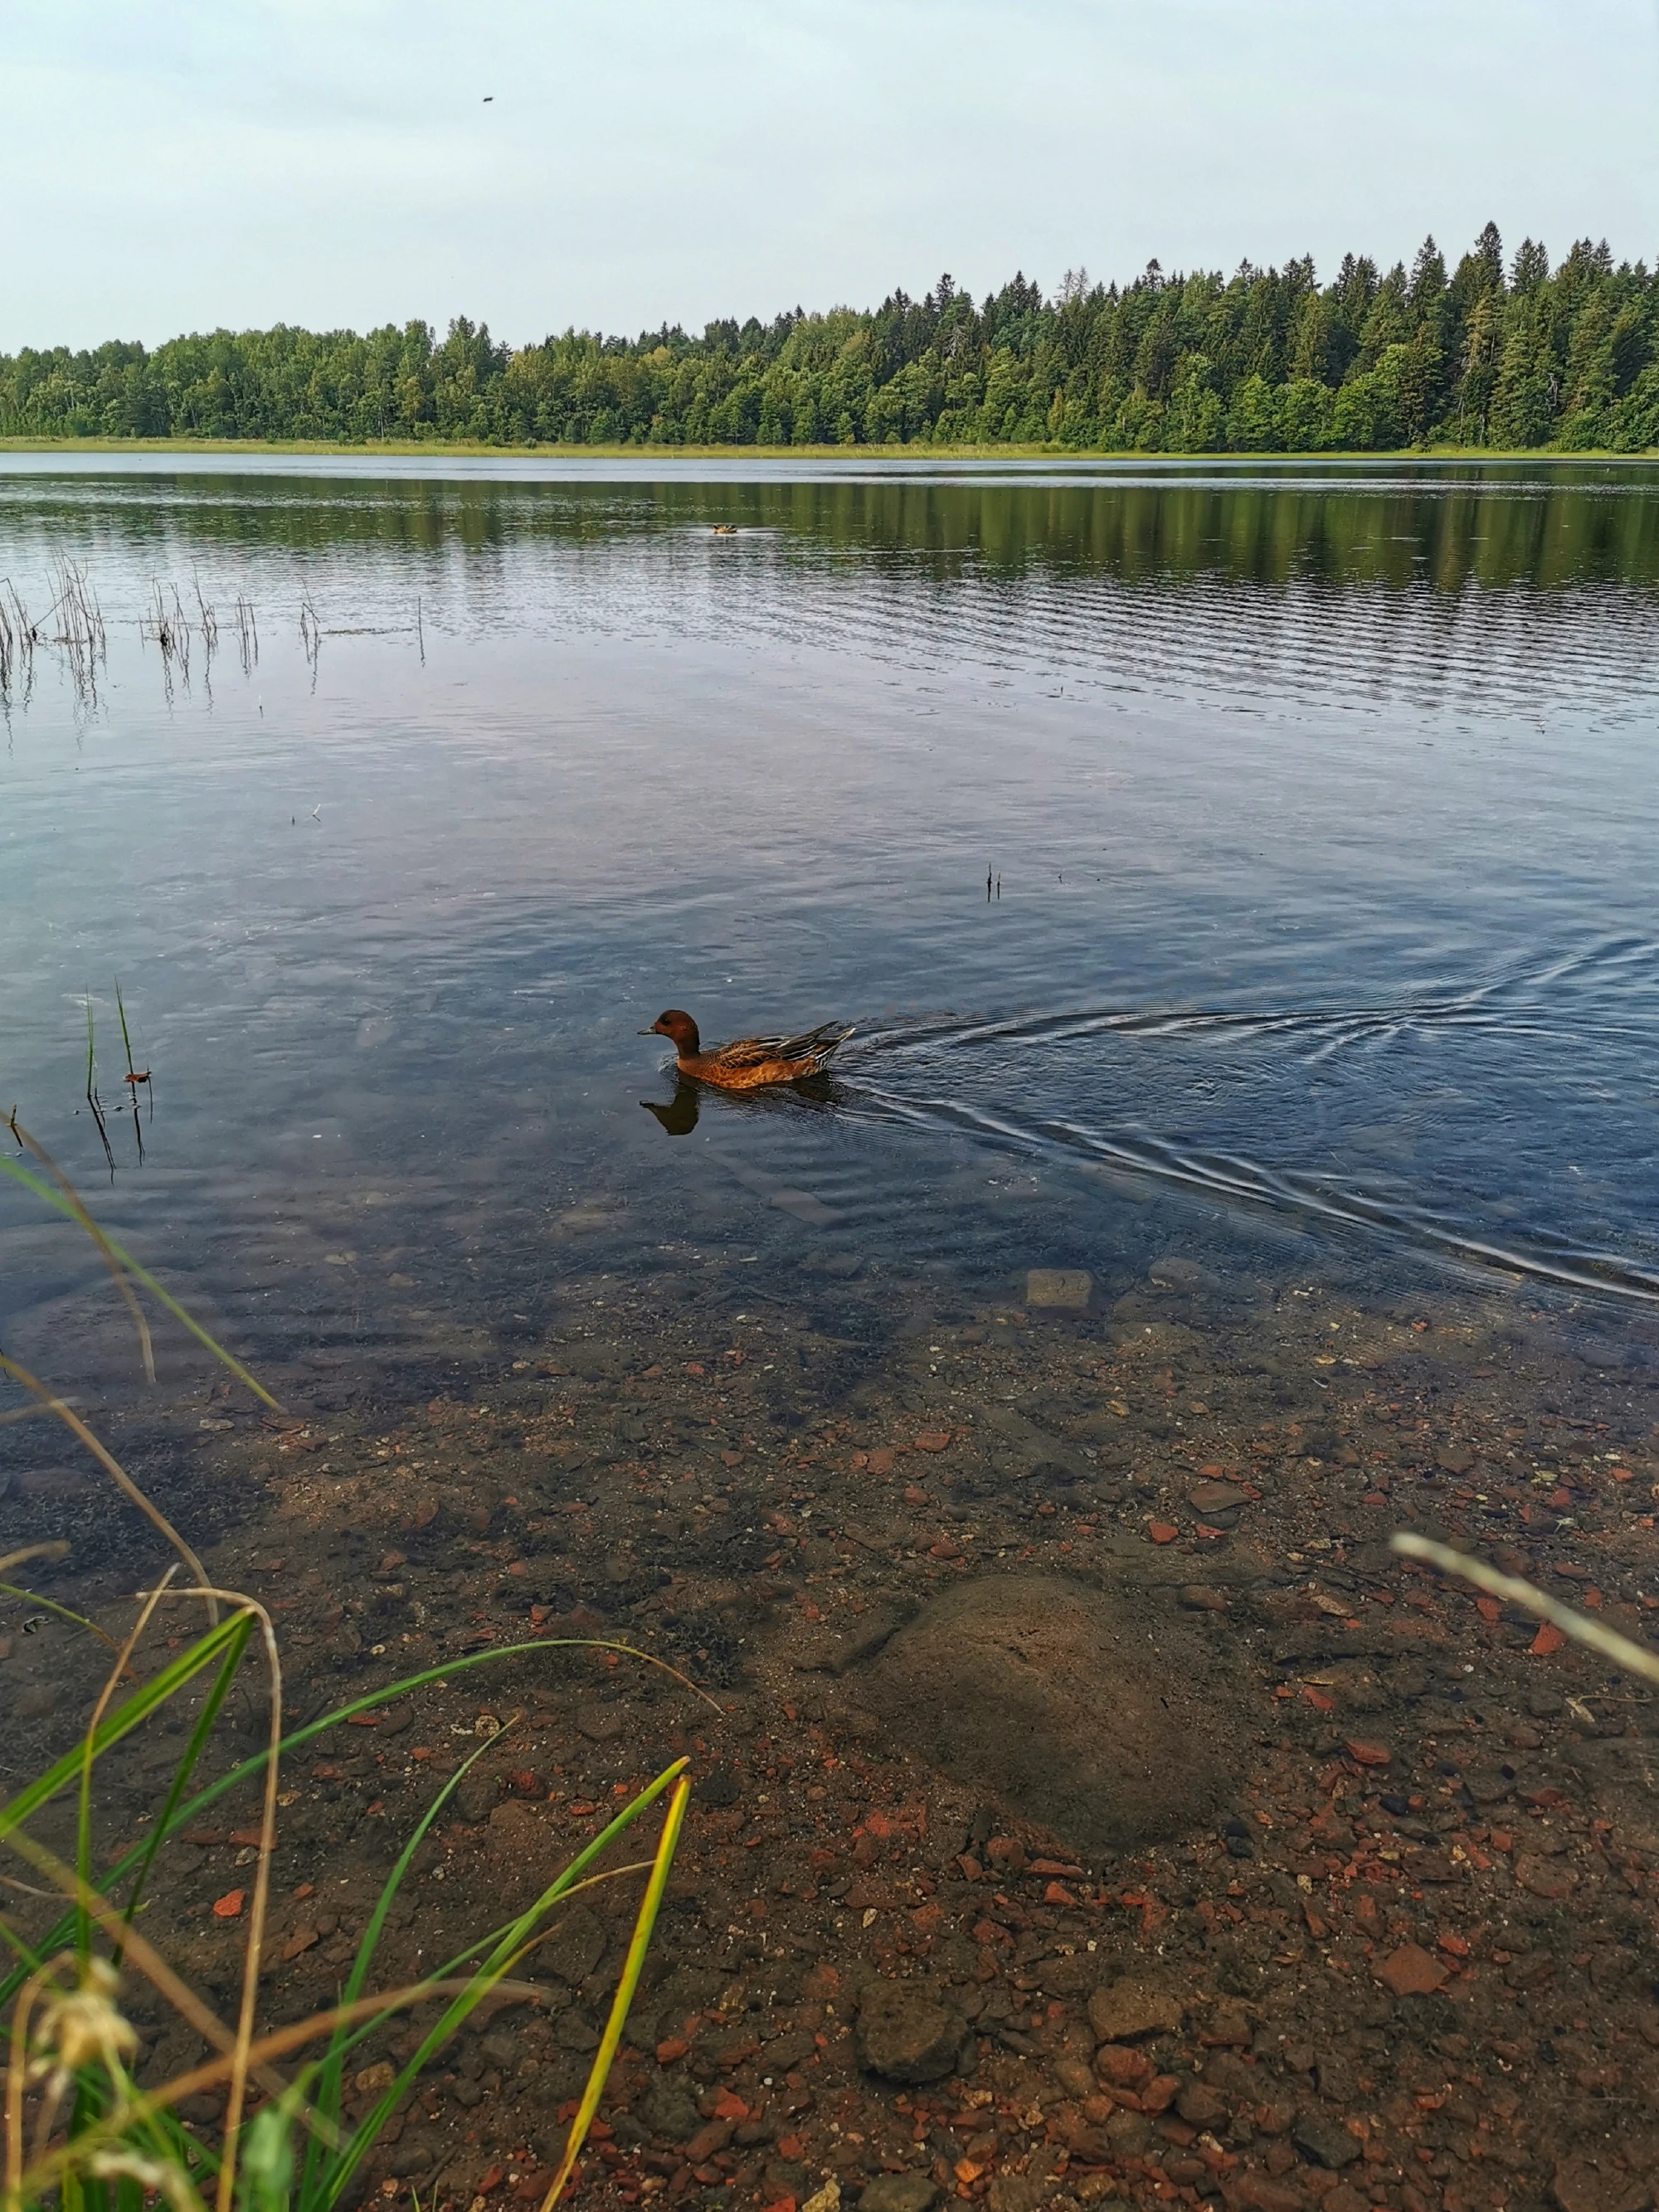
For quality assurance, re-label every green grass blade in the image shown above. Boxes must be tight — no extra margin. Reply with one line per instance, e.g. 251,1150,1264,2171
119,1638,251,1940
326,1757,689,2211
114,980,136,1081
2,1636,699,2005
0,1612,255,1850
300,1725,513,2208
0,1579,119,1649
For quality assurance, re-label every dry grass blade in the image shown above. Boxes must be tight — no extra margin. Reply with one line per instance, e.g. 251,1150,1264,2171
0,1356,216,1624
0,1821,288,2125
12,1973,549,2206
0,1543,70,1579
0,1405,64,1430
7,1115,155,1383
0,1134,281,1412
1391,1532,1659,1686
540,1772,691,2210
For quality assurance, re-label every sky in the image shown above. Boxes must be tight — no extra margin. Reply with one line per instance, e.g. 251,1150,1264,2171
3,0,1657,352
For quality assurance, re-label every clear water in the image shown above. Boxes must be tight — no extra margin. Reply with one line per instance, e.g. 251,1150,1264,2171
3,455,1659,1394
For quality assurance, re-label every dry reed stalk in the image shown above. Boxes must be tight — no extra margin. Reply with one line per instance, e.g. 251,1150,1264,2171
1392,1532,1659,1685
0,1354,215,1621
7,1116,154,1383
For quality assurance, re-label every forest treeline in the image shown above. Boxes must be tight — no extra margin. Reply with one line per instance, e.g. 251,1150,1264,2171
3,225,1657,453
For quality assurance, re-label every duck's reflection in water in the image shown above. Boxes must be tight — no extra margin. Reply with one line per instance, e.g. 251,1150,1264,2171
640,1074,844,1136
640,1079,703,1135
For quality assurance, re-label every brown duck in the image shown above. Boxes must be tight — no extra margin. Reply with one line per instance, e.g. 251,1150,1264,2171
642,1009,853,1090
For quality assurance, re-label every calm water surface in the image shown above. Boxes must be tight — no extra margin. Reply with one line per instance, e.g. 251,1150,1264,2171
2,455,1659,1393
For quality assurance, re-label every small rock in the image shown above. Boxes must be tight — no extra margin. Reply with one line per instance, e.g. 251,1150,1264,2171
1190,1481,1248,1517
542,1903,606,1986
1225,2179,1306,2212
577,1703,624,1743
1516,1855,1579,1900
639,2078,702,2142
1026,1269,1092,1310
987,2180,1046,2212
1087,1979,1185,2041
857,2178,939,2212
854,1979,969,2083
1552,2156,1653,2212
1148,1257,1219,1292
1344,1740,1391,1767
1178,2081,1230,2128
1102,2109,1151,2157
454,1772,499,1826
1374,1943,1447,1997
1437,1444,1477,1475
1180,1586,1229,1612
800,2184,841,2212
1291,2112,1360,2170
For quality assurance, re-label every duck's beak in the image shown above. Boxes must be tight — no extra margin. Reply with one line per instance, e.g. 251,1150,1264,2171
638,1028,658,1037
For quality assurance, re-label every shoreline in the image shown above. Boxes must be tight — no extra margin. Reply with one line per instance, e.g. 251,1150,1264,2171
1,435,1656,464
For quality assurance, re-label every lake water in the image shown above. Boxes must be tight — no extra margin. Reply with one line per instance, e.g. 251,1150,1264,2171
3,455,1658,1397
8,455,1659,2206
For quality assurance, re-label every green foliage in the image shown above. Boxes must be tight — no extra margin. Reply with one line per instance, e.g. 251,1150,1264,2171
2,226,1656,453
1,1612,691,2212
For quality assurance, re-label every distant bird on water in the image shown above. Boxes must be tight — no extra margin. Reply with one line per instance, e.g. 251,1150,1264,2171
483,95,494,101
642,1009,853,1090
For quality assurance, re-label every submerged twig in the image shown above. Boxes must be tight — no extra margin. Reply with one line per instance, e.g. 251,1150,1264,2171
1392,1533,1659,1686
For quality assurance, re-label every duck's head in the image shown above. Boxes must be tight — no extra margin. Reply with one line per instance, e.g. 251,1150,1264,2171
642,1009,701,1055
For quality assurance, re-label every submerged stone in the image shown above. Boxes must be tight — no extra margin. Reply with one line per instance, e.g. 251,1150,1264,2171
858,1573,1248,1858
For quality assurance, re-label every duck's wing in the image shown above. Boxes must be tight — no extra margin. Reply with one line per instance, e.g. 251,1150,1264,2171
713,1021,854,1069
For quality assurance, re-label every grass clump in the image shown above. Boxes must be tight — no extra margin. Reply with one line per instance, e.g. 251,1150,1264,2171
1,1120,695,2212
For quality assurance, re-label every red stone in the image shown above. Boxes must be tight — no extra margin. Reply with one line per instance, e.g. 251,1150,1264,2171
1345,1740,1391,1767
1375,1943,1447,1997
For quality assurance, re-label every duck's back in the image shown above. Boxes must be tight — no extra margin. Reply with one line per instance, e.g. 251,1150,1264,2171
687,1020,853,1088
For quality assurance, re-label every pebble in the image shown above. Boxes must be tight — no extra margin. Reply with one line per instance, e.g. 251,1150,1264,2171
1290,2110,1361,2169
853,1979,969,2083
1516,1853,1579,1899
576,1703,625,1742
1087,1979,1185,2041
857,2179,938,2212
1374,1942,1447,1997
1180,1585,1229,1611
1024,1268,1092,1309
1189,1480,1248,1516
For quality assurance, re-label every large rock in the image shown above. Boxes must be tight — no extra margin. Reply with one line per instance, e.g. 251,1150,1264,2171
859,1574,1248,1858
854,1979,968,2083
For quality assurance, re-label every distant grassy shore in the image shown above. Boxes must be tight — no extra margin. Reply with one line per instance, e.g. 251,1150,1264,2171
1,435,1654,463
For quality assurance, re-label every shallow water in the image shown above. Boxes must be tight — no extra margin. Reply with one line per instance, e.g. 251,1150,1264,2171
3,455,1659,1389
7,457,1659,2205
